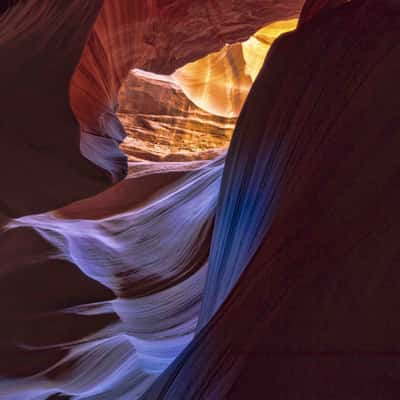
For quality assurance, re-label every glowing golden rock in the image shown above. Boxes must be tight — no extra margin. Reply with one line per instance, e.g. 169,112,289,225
173,19,298,118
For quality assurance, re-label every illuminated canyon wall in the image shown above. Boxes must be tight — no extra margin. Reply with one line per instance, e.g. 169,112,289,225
117,19,297,162
117,69,235,161
1,1,400,399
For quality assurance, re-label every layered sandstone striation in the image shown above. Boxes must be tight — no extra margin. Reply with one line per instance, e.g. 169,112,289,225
117,19,297,162
117,70,234,161
4,1,398,400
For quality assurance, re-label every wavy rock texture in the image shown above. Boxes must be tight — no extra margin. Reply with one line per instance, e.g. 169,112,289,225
0,0,302,217
117,70,235,162
2,0,398,399
1,157,223,400
0,0,109,217
0,0,303,399
145,1,400,398
117,19,297,162
173,19,298,118
116,19,297,163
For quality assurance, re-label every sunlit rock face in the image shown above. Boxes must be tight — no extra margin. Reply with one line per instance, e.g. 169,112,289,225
0,0,303,217
173,19,297,118
144,0,303,74
71,0,303,188
0,0,304,399
146,1,400,398
117,19,297,161
4,0,399,399
117,69,235,161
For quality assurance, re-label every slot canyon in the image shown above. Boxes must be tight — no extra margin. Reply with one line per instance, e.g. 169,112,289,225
1,1,400,399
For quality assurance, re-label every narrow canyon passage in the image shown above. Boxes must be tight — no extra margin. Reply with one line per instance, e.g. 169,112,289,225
1,1,400,399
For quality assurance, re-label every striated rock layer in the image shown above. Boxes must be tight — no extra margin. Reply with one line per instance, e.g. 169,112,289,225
117,69,235,161
145,1,400,398
0,0,303,399
116,19,297,162
0,156,223,400
0,0,302,217
3,0,400,399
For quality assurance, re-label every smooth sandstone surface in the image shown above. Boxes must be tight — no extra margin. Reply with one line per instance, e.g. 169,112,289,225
2,1,399,399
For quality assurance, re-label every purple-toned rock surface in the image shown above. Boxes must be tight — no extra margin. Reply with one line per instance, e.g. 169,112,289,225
2,0,399,399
